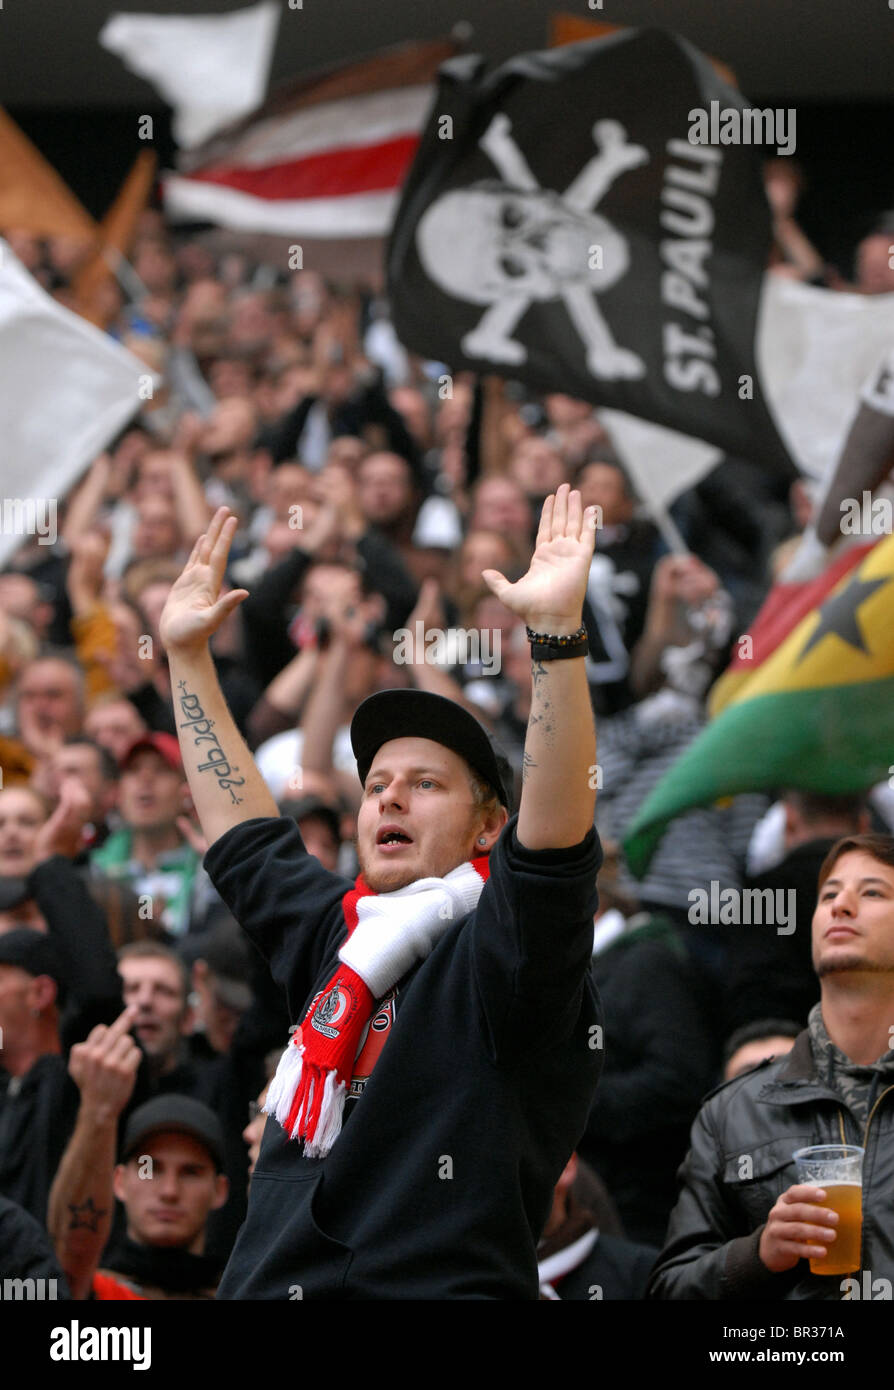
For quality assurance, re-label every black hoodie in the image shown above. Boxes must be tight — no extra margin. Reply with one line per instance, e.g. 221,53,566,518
204,812,603,1300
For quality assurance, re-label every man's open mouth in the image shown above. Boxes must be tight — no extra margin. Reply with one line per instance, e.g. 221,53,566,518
376,825,414,850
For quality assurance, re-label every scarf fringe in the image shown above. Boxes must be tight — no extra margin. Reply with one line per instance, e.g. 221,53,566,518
303,1070,346,1158
264,1035,305,1133
264,1039,347,1156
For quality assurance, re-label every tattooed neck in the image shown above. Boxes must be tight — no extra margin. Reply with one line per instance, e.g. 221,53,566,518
177,681,245,804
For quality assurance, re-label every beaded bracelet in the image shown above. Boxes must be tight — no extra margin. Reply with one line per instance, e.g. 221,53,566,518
525,623,587,646
526,622,589,661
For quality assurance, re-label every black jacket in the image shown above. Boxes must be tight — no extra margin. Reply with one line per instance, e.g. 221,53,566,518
261,375,421,474
204,814,603,1299
723,838,834,1039
0,1056,79,1224
0,1194,71,1295
551,1234,658,1301
579,918,718,1246
0,856,123,1222
648,1030,894,1299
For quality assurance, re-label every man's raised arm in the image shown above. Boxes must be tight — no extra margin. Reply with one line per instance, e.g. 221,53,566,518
483,484,598,851
160,508,279,846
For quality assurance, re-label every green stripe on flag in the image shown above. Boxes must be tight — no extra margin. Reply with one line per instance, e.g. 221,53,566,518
622,677,894,877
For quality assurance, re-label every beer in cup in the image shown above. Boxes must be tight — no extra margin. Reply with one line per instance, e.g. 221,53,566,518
792,1144,864,1276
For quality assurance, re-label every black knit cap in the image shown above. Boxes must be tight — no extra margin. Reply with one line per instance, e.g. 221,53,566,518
121,1095,226,1172
350,689,513,810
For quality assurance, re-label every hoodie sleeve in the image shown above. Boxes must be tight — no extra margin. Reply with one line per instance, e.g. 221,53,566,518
468,814,602,1059
27,857,123,1044
203,816,353,1018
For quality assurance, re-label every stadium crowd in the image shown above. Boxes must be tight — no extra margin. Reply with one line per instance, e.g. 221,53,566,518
2,161,894,1300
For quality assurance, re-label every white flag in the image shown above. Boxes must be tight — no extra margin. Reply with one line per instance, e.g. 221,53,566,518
597,409,723,514
100,1,280,149
757,275,894,482
598,276,894,535
0,242,148,569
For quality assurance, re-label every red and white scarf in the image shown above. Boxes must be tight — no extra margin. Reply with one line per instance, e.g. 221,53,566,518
264,856,490,1157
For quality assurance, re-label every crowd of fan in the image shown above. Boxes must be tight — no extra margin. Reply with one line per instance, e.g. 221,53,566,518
1,163,894,1299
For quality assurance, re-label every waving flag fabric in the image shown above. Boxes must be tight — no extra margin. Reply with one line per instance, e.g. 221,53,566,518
164,39,457,238
100,1,280,150
387,27,795,475
623,536,894,875
0,242,147,568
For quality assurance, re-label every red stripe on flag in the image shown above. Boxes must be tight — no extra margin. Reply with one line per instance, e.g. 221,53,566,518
186,134,420,201
728,541,878,673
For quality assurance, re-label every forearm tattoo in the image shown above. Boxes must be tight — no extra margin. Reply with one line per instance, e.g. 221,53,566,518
177,681,245,803
529,661,556,746
67,1197,106,1232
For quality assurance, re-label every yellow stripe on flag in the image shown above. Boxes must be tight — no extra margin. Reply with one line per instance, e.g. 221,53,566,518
728,533,894,703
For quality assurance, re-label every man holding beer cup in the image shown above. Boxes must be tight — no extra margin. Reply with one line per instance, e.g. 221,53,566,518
649,834,894,1299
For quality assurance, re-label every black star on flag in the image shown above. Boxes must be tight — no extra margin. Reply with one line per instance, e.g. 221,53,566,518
796,574,890,663
387,27,796,477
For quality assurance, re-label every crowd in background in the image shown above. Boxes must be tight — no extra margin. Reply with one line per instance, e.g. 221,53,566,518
1,156,894,1299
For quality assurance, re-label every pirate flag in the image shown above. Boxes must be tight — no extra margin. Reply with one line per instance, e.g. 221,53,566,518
387,27,795,476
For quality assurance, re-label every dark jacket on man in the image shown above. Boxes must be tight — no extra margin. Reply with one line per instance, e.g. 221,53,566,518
0,1194,71,1295
648,1022,894,1300
0,857,122,1222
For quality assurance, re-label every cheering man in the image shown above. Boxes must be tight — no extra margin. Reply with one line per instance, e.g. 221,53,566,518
159,487,603,1300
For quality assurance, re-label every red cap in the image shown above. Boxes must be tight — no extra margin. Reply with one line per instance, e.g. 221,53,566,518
120,732,183,774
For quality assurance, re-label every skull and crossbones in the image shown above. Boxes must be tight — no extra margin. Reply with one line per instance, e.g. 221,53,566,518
416,114,648,379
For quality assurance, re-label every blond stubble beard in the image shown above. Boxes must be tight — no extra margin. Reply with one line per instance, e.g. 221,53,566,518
354,822,482,894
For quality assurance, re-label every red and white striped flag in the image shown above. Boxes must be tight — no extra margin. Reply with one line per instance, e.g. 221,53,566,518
163,39,458,239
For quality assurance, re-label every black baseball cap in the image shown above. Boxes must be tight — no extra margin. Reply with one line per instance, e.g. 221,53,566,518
350,689,513,810
0,927,67,1006
121,1095,226,1172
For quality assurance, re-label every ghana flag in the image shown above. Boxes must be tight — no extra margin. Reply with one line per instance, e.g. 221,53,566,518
707,540,877,716
623,534,894,876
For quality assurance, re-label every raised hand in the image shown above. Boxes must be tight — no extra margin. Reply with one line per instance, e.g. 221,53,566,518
33,776,93,863
406,578,445,640
159,507,249,655
17,699,67,763
66,531,109,612
482,484,598,632
68,1005,141,1124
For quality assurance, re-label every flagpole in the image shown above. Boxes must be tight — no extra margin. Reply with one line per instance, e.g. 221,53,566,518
637,497,690,555
99,245,146,302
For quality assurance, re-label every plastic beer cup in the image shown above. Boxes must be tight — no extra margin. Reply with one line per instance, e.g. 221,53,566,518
792,1145,864,1275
